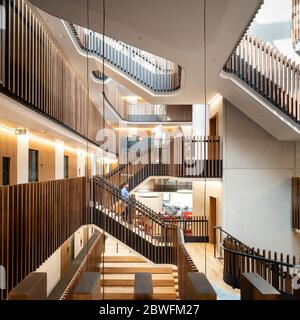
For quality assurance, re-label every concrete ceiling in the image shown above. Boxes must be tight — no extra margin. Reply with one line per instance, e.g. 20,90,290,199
30,0,263,104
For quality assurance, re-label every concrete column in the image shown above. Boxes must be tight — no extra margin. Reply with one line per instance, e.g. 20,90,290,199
55,139,64,180
17,132,29,184
192,104,208,168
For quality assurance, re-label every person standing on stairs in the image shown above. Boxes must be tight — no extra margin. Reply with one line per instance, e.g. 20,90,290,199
121,182,130,223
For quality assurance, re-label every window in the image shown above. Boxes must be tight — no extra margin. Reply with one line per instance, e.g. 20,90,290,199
2,157,10,185
28,149,39,182
64,155,69,179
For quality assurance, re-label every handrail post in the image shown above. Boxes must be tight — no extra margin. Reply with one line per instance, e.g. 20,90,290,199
214,226,216,258
232,252,237,289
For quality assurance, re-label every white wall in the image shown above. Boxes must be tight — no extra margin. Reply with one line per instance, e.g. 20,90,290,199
169,192,192,209
17,132,29,184
223,100,300,255
36,248,61,296
135,192,162,212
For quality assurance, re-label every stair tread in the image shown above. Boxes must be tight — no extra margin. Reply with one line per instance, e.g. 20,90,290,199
99,265,174,274
102,287,177,300
102,286,177,294
101,273,174,280
99,262,175,268
103,256,146,263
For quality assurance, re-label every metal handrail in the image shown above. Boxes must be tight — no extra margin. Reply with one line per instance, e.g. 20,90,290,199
68,22,181,93
214,226,249,248
221,244,296,269
95,176,167,226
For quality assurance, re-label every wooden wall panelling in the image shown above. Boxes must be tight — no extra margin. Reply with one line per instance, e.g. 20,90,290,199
0,0,117,147
0,0,5,86
0,176,87,300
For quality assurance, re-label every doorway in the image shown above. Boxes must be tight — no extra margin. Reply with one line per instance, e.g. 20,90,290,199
64,155,69,179
60,238,72,277
29,149,39,182
209,115,219,162
209,196,217,244
2,157,11,186
209,115,218,136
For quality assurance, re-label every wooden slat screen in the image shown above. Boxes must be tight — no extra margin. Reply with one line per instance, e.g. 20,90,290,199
69,22,182,93
292,0,300,49
225,34,300,124
162,216,209,242
0,177,88,300
0,1,5,86
173,228,199,300
0,0,113,146
106,136,222,189
222,235,300,297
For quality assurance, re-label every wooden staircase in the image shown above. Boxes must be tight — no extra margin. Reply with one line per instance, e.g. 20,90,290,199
98,255,179,300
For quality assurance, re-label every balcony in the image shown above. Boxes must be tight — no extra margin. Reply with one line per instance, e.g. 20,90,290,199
221,34,300,140
67,22,182,95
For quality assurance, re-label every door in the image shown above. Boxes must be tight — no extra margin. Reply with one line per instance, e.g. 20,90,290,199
209,115,218,136
2,157,10,186
209,196,217,244
64,155,69,179
29,149,39,182
208,115,220,173
60,238,72,276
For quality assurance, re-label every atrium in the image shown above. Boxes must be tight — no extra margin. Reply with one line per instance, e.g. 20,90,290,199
0,0,299,305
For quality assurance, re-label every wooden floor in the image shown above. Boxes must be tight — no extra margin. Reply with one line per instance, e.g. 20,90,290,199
185,243,240,298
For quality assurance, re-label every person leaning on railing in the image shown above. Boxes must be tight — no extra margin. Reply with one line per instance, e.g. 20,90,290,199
120,182,130,222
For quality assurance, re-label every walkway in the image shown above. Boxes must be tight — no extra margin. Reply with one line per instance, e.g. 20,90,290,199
185,243,240,300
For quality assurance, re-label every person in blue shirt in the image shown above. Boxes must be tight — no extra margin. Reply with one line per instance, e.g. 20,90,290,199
121,183,129,200
120,183,129,222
